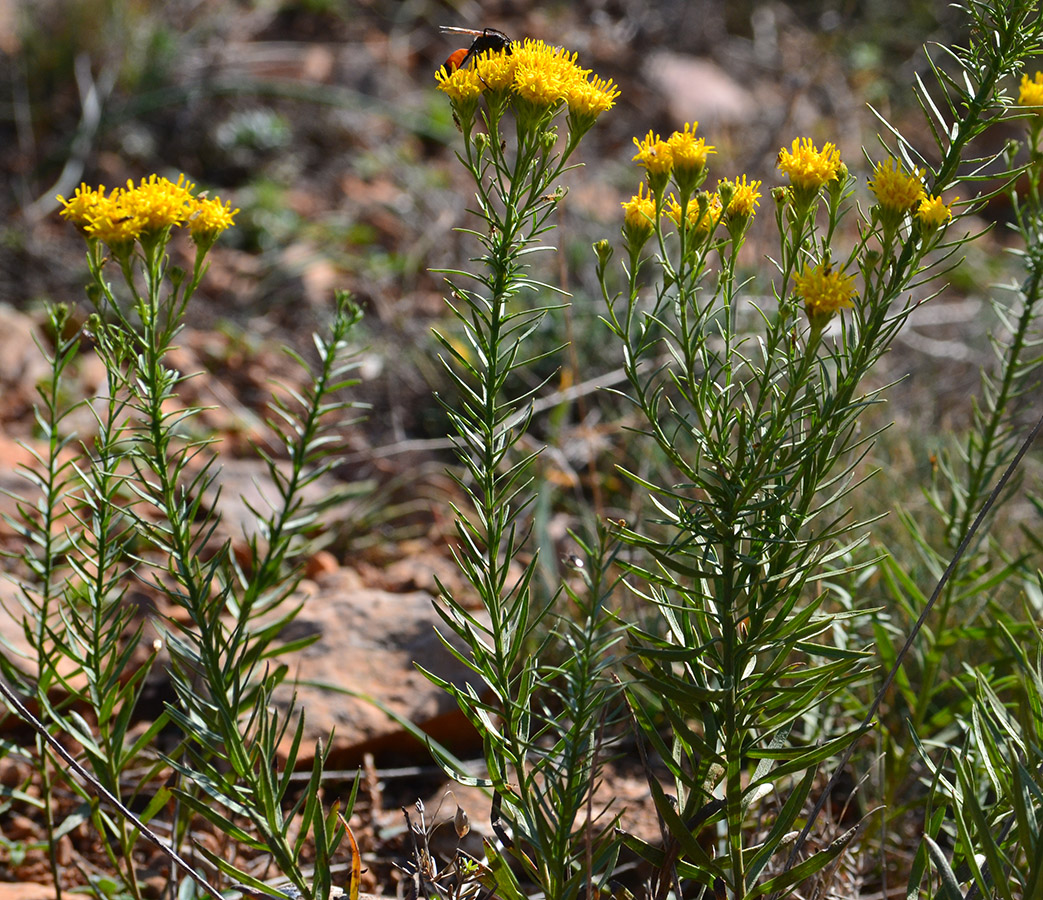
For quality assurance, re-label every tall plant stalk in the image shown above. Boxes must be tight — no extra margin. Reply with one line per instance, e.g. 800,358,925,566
429,39,622,900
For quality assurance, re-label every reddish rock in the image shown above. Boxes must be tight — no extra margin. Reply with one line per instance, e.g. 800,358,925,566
0,437,44,538
0,884,58,900
305,550,341,579
643,52,756,128
0,577,84,686
0,434,39,471
272,569,486,768
0,306,50,417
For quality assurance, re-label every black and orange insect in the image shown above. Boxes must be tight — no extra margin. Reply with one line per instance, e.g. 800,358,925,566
438,26,513,77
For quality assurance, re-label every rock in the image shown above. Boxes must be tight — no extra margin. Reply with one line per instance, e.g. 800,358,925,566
305,550,341,579
0,437,43,538
380,547,468,598
642,52,756,128
0,573,84,687
197,457,347,543
271,569,485,768
0,306,50,419
0,884,58,900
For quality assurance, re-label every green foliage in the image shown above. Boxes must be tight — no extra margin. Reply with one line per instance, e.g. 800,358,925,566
864,0,1043,840
4,185,366,900
4,3,1043,899
432,2,1043,899
429,44,623,900
910,608,1043,898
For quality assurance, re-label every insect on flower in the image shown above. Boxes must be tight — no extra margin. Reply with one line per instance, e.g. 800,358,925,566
438,26,513,77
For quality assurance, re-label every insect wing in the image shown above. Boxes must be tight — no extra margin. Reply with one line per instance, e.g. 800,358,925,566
438,25,513,74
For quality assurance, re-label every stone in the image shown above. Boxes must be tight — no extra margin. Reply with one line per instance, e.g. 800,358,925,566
0,884,58,900
271,569,486,768
642,52,756,128
0,306,50,416
0,574,84,686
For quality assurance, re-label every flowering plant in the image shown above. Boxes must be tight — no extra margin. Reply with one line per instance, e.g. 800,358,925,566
896,50,1043,900
7,0,1043,897
8,175,365,900
594,0,1042,887
434,2,1043,899
431,38,621,900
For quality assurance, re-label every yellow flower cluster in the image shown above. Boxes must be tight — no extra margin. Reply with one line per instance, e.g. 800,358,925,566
868,158,925,213
777,138,842,193
632,123,715,192
916,193,955,230
720,174,762,218
1019,71,1043,109
58,175,237,250
794,262,857,328
666,191,723,237
435,38,619,126
621,123,766,251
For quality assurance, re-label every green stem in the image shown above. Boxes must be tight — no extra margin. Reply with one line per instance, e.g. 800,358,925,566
719,533,747,896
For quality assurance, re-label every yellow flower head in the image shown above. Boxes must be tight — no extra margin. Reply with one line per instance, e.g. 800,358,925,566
632,130,674,196
189,195,239,242
868,158,926,213
621,182,657,248
513,65,565,106
510,39,580,107
82,187,145,249
632,130,673,175
1019,71,1043,110
777,138,842,193
794,262,857,328
565,74,620,124
436,64,486,104
58,183,109,228
122,173,195,232
473,48,517,92
916,193,955,231
667,123,715,187
59,183,145,248
720,174,762,218
665,191,722,239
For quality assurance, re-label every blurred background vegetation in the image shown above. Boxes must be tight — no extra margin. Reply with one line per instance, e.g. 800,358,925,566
1,0,1036,619
0,0,1012,470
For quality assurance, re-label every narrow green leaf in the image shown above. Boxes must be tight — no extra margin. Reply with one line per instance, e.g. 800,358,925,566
748,824,856,898
923,835,964,900
482,841,528,900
